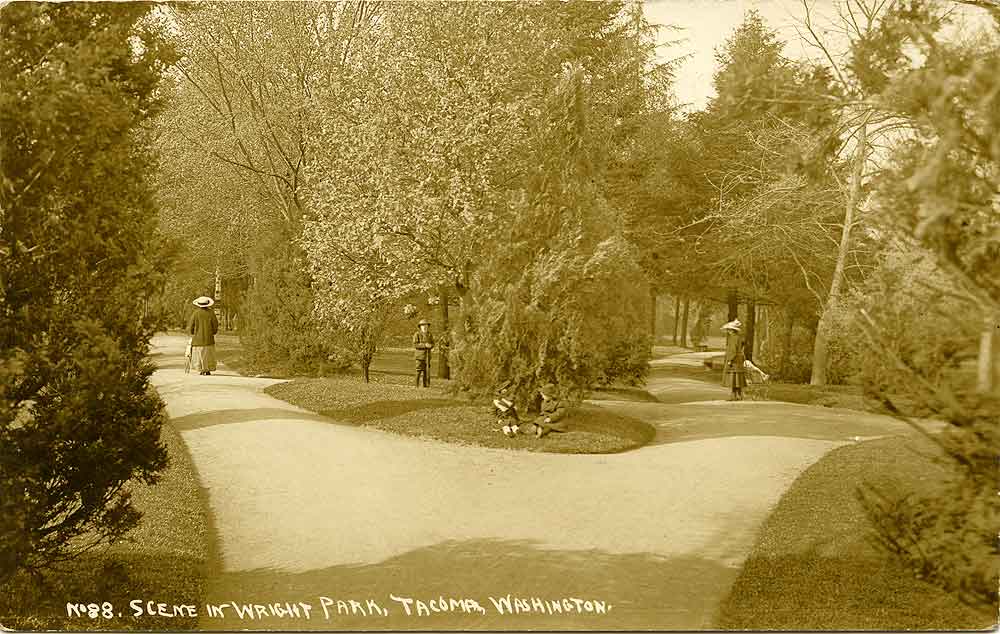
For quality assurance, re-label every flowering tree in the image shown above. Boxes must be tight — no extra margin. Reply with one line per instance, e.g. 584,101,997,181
303,1,667,386
303,2,545,378
158,1,379,370
303,221,421,382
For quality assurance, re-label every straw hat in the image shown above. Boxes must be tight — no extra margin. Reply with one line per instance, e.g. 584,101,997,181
418,319,431,326
721,319,742,332
193,296,215,308
540,383,557,396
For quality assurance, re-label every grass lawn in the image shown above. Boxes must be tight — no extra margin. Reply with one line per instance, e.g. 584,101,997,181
212,332,872,410
215,334,871,411
0,418,211,631
207,336,655,452
265,375,655,454
752,381,868,410
716,433,996,630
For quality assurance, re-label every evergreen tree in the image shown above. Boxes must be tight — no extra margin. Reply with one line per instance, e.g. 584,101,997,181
0,3,173,583
453,63,651,406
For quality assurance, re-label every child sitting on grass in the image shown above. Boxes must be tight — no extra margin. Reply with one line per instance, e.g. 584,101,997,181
494,381,521,437
521,383,568,438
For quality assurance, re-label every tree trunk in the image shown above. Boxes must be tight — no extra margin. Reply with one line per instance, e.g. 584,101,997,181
756,305,767,360
727,289,738,321
649,286,657,344
811,323,832,385
977,313,997,393
362,356,371,383
781,310,795,379
811,118,868,386
213,265,223,323
672,296,680,345
745,298,756,362
438,284,450,379
679,297,690,347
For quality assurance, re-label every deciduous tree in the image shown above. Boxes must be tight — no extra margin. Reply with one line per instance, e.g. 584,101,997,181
851,0,999,610
160,1,379,370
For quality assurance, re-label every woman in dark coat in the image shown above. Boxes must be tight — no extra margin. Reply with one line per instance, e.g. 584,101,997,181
722,319,747,400
188,296,219,376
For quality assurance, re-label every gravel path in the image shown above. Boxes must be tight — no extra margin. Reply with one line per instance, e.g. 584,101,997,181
148,334,910,630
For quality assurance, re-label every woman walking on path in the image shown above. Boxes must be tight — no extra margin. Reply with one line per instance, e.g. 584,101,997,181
722,319,747,400
188,296,219,376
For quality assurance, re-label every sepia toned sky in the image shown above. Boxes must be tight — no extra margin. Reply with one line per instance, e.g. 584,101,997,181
642,0,997,111
642,0,843,111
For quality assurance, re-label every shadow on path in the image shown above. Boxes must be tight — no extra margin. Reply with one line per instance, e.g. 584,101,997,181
199,538,735,631
644,365,730,404
154,358,192,371
170,408,336,432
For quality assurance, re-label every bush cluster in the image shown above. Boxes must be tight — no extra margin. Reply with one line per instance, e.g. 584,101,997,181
861,395,999,609
453,212,651,408
855,249,998,611
450,65,652,406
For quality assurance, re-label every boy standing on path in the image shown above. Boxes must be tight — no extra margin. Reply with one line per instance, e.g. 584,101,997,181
413,319,435,387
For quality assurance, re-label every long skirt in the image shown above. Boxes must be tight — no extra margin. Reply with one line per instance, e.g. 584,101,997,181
191,345,217,373
723,365,747,389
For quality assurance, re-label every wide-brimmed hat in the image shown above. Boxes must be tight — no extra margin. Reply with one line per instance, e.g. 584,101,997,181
721,319,742,332
418,319,431,326
193,296,215,308
540,382,557,395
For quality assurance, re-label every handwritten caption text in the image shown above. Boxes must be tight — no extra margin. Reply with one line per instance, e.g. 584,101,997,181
67,594,613,621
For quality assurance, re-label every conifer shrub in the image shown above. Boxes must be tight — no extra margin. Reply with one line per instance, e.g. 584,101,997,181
240,227,350,376
1,3,174,585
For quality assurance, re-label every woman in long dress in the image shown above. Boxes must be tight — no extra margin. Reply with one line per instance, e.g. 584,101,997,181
721,319,747,400
187,296,219,376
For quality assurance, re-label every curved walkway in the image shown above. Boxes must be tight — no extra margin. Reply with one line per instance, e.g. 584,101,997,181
148,335,915,630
